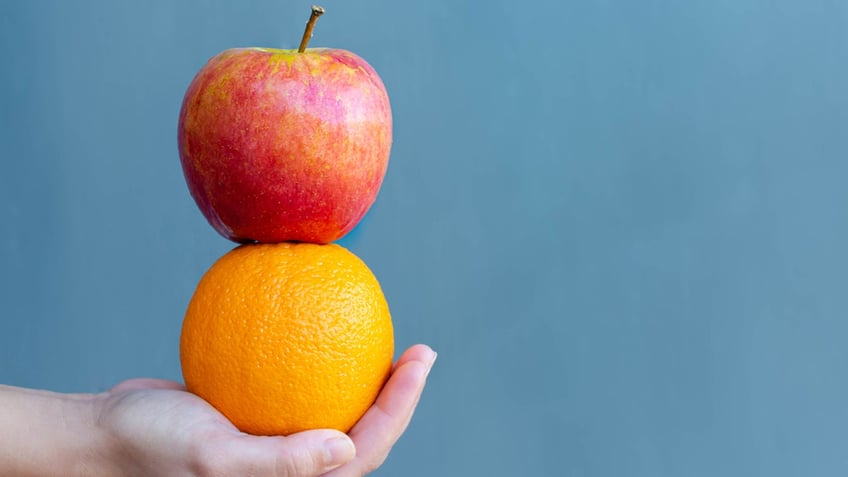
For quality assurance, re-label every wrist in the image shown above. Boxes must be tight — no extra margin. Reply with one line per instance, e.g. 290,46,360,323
0,385,120,477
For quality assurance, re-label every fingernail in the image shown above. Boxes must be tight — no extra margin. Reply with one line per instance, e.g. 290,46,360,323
324,436,355,467
426,351,438,377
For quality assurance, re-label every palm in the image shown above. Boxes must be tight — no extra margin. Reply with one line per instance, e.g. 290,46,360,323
103,377,240,441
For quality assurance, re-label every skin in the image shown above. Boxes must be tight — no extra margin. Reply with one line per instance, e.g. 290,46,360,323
0,344,435,476
178,47,393,244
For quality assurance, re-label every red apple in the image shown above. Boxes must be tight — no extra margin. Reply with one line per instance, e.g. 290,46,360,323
178,7,391,244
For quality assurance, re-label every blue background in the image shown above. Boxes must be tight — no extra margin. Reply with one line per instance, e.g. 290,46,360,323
2,1,847,475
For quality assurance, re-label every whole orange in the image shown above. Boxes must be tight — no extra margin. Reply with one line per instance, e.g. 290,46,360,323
179,242,394,436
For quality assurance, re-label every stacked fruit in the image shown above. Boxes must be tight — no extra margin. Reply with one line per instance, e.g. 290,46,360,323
176,6,395,436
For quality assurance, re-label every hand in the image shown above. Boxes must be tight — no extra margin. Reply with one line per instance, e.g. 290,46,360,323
96,344,436,476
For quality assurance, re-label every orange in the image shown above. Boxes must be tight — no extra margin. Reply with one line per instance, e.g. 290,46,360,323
179,242,394,436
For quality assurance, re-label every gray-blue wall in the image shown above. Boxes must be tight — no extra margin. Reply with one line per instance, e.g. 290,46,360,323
2,1,847,475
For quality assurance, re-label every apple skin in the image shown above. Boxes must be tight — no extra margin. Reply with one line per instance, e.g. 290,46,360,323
178,47,392,244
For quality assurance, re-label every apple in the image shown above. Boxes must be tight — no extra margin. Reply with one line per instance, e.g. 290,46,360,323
178,6,392,244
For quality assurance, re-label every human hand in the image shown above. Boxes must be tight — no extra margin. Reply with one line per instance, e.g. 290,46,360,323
95,344,436,477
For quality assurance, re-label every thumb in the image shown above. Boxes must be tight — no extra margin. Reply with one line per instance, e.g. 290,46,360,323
220,429,356,477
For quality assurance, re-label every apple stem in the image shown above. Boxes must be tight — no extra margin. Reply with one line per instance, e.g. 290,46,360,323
298,5,325,53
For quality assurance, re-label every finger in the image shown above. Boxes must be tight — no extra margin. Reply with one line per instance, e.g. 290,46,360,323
213,429,356,477
375,345,436,437
325,345,436,476
109,378,186,393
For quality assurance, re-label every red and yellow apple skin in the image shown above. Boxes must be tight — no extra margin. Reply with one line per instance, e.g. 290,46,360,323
178,47,392,244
